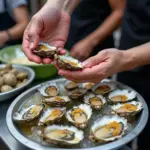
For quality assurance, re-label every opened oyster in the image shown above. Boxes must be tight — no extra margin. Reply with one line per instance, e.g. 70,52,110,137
55,55,83,71
13,104,44,123
40,125,84,145
82,82,95,90
84,93,106,110
89,115,128,143
66,104,92,129
92,81,116,95
108,89,136,104
42,96,70,107
38,107,66,126
68,88,87,100
111,101,143,117
38,83,59,97
65,80,79,91
33,42,58,58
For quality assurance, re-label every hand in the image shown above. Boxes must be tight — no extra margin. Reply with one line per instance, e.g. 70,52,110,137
0,31,9,47
58,49,127,83
22,1,70,64
70,39,94,61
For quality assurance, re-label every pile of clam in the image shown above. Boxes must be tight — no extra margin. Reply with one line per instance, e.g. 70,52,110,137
0,64,28,93
13,79,143,146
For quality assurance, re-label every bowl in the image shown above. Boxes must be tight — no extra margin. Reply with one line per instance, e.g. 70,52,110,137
0,45,57,80
0,64,35,102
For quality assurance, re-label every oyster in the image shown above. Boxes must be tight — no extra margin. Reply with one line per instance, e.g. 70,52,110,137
84,92,106,110
38,83,59,97
13,104,44,123
89,115,128,143
108,89,136,104
42,96,70,107
66,104,92,129
65,80,79,91
40,125,84,145
92,81,116,95
55,55,83,71
68,88,87,100
38,107,66,126
82,82,95,90
33,42,57,58
111,101,143,117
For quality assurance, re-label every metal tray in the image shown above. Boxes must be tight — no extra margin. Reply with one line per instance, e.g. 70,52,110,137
6,78,149,150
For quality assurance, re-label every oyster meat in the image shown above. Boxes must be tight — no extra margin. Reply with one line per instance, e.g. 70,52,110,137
13,104,44,123
38,107,66,126
33,42,58,58
65,80,79,91
55,55,83,71
89,115,128,143
40,125,84,145
108,89,136,104
38,83,59,97
82,82,95,90
84,92,106,110
66,104,92,129
111,101,143,117
42,96,70,106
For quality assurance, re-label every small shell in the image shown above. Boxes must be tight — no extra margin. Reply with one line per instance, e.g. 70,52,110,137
81,82,95,90
38,107,66,126
65,80,79,91
108,89,137,104
66,104,92,129
38,83,59,97
84,92,106,110
110,101,143,117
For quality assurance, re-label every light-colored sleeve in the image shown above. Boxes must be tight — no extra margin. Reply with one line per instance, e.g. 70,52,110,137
10,0,27,8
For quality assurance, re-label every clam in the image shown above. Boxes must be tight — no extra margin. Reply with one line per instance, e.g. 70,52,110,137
13,104,44,123
84,92,106,110
38,107,66,126
65,80,79,91
111,101,143,117
42,96,70,107
89,115,128,143
55,55,83,71
108,89,136,104
33,42,58,58
38,83,59,97
40,125,84,145
66,104,92,129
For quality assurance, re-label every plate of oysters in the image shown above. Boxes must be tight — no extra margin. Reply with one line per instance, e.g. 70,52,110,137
6,43,148,150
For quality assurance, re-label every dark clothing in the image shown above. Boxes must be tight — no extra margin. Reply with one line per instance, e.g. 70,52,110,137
118,0,150,149
65,0,114,56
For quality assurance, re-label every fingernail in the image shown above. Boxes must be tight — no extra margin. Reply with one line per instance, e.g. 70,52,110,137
82,61,88,67
30,42,34,49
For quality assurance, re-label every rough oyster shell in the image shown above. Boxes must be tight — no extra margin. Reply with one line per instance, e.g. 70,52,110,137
65,80,79,91
66,104,92,129
89,115,128,143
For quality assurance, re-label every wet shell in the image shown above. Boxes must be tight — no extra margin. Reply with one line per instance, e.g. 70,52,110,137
89,115,128,143
84,92,106,110
55,55,83,71
42,96,70,107
13,104,44,123
108,89,137,104
81,82,95,90
65,80,79,91
38,107,66,126
66,104,92,129
33,42,58,58
40,125,84,145
110,101,143,117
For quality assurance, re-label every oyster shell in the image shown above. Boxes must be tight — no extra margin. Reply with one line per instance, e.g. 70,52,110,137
33,42,57,58
65,80,79,91
38,83,59,97
111,101,143,117
92,81,116,95
108,89,136,104
89,115,128,143
13,104,44,123
40,125,84,145
84,92,106,110
55,55,83,71
42,96,70,107
66,104,92,129
81,82,95,90
68,88,87,100
38,107,66,126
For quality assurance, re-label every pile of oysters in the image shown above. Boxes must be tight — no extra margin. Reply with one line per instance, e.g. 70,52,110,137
13,79,143,146
0,64,28,93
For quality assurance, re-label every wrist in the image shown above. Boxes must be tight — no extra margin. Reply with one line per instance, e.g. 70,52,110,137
2,31,9,43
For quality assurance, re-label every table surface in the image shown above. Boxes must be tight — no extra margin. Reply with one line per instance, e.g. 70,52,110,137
0,77,132,150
